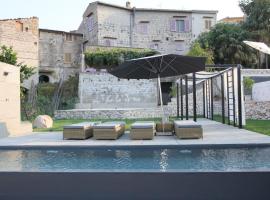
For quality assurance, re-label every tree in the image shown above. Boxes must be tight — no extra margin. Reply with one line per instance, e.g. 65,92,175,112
197,23,257,66
0,45,35,84
187,41,214,64
239,0,270,43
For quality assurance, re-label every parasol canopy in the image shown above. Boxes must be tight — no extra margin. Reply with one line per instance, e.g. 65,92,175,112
243,41,270,55
110,54,206,79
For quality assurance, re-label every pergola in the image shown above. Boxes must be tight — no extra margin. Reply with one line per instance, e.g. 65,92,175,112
175,64,244,128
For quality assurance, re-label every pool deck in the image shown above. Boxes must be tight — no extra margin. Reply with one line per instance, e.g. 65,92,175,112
0,119,270,148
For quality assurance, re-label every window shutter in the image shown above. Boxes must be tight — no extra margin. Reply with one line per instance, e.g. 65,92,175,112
88,16,94,32
184,18,190,32
170,19,177,32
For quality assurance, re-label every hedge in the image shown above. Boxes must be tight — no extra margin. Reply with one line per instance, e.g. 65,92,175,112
84,48,157,69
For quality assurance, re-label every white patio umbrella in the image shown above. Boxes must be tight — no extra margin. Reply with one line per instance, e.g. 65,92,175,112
244,41,270,69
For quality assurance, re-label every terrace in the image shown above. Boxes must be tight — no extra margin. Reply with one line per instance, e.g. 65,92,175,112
0,119,269,148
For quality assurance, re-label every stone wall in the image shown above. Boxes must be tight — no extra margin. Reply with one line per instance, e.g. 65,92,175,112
245,100,270,120
39,29,83,83
76,72,158,109
55,108,163,119
0,17,39,88
78,2,99,46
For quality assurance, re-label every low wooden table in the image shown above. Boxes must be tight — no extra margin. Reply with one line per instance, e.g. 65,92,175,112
156,122,174,136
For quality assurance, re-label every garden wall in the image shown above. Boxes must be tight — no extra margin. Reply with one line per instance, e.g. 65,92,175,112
76,72,158,109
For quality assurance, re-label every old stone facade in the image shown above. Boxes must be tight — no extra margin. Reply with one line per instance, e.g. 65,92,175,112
39,29,83,83
0,17,39,88
78,1,218,55
76,72,158,109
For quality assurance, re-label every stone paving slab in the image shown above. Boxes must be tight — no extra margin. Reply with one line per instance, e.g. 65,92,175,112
0,119,270,148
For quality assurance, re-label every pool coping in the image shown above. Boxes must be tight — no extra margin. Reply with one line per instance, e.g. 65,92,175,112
1,142,270,150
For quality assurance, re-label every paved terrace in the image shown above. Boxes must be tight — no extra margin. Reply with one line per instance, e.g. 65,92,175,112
0,119,270,148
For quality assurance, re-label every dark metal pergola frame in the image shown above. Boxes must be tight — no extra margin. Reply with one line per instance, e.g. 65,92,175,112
176,64,243,129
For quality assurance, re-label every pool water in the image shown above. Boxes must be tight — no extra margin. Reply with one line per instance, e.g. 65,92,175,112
0,147,269,172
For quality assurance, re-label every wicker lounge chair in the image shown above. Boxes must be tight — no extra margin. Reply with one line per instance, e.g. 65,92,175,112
130,121,156,140
63,122,101,140
93,121,126,140
174,120,203,139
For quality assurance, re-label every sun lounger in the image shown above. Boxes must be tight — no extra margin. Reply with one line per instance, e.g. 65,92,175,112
93,121,126,140
174,120,203,139
130,121,156,140
63,122,101,140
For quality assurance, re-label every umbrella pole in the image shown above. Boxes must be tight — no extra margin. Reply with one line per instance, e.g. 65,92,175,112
158,74,165,133
266,54,268,69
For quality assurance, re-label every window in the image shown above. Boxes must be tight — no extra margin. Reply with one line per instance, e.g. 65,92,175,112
175,41,185,52
150,43,159,50
15,21,23,32
64,53,72,63
138,22,149,34
205,20,212,30
65,34,73,41
88,14,94,32
170,18,190,32
176,20,185,32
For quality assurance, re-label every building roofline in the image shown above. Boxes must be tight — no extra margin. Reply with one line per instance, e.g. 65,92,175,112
0,16,38,22
39,28,83,36
219,16,244,20
94,1,218,14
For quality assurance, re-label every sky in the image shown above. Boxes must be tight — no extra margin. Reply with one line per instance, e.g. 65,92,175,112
0,0,244,31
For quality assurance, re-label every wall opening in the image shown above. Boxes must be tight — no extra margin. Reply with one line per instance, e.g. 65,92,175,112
39,75,50,83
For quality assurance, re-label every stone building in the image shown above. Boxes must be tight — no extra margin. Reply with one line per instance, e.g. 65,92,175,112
78,1,218,55
0,17,39,88
0,2,218,84
39,29,83,83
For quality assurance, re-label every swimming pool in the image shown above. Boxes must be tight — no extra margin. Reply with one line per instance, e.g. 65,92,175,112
0,147,270,172
0,147,270,200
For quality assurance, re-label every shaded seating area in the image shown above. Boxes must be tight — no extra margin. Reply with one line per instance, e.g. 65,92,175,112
63,122,100,140
93,122,126,140
130,121,156,140
61,55,246,142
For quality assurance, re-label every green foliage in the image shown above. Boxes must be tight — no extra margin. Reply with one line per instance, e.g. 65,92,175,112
170,84,177,97
197,23,257,66
243,77,255,91
85,48,157,69
0,45,35,84
187,41,214,64
0,45,17,65
21,75,79,121
19,63,35,84
239,0,270,43
59,75,79,110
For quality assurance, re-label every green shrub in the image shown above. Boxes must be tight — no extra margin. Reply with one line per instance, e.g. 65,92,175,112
85,48,157,69
243,77,255,94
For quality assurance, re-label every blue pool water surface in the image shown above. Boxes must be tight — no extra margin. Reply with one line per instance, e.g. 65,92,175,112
0,147,270,172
